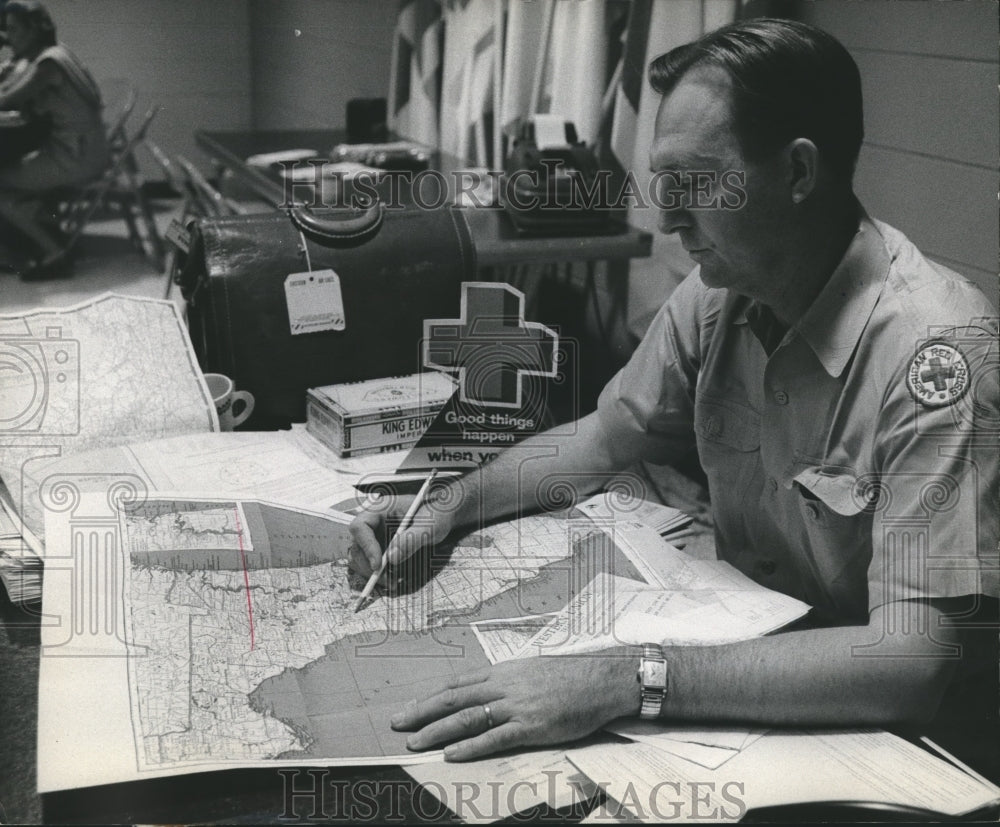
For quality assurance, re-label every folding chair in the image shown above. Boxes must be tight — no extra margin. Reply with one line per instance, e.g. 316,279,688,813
175,155,248,219
102,82,138,150
42,104,165,270
153,150,246,299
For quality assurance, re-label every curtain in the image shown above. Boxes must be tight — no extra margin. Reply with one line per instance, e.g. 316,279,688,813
388,0,740,336
611,0,739,338
438,0,610,167
388,0,444,147
438,0,497,165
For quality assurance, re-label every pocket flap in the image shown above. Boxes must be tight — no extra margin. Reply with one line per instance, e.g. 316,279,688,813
792,466,867,516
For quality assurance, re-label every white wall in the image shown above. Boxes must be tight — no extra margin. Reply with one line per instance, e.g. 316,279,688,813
797,0,997,301
248,0,395,130
41,0,396,178
44,0,253,180
627,0,998,334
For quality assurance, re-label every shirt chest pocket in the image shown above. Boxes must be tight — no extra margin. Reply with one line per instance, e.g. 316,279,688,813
792,466,872,518
792,466,873,605
695,395,761,495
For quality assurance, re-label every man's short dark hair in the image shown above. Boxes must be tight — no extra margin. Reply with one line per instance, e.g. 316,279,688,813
649,18,864,182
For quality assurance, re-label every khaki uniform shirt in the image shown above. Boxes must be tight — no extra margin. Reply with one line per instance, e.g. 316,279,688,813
597,212,998,624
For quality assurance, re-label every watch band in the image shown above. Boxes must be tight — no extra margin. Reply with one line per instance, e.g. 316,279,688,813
637,642,668,719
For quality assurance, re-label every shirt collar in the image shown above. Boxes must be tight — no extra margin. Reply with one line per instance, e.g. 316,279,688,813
731,206,891,377
795,207,890,377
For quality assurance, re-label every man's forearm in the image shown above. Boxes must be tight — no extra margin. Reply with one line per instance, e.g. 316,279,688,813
447,411,627,531
657,600,958,725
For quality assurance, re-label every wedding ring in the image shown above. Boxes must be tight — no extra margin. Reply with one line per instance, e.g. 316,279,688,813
482,703,495,729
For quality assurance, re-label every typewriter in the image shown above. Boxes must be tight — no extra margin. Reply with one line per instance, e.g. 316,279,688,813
502,115,610,235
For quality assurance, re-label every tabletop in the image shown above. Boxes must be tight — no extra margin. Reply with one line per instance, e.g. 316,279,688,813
195,129,654,268
1,499,997,823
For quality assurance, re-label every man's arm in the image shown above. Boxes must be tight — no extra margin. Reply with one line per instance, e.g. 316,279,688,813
350,409,648,576
391,598,960,761
350,273,706,578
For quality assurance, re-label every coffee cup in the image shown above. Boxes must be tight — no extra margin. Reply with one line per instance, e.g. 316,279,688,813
204,373,255,431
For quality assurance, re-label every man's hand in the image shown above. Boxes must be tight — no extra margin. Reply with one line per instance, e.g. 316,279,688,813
348,491,456,583
390,650,640,761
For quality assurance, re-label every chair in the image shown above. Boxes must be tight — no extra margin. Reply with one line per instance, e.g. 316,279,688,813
149,147,246,299
40,103,166,271
175,155,248,220
101,81,138,149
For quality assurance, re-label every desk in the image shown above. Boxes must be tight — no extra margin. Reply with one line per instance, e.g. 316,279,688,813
3,519,631,824
194,129,653,268
2,586,997,823
1,563,998,824
195,128,649,417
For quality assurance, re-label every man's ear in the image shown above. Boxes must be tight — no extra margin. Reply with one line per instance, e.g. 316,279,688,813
786,138,819,204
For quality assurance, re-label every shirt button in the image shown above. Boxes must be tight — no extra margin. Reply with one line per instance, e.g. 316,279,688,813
804,502,821,521
768,478,778,493
773,390,789,405
757,560,777,576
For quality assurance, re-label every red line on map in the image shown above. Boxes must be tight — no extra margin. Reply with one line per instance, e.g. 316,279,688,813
233,506,255,650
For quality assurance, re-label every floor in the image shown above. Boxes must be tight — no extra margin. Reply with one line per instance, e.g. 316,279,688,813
1,199,185,315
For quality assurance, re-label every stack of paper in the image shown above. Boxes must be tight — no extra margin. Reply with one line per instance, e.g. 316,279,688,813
404,746,599,824
606,720,765,770
0,495,41,604
577,491,692,536
565,730,1000,822
513,571,809,657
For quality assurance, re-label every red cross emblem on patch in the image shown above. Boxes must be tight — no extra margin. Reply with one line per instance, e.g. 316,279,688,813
906,342,970,408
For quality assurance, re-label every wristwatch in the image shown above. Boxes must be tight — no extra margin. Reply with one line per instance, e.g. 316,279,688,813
636,642,668,719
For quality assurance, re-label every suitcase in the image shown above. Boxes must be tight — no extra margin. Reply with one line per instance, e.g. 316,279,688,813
178,202,477,429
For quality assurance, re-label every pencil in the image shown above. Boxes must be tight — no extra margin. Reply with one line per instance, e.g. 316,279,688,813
353,469,438,613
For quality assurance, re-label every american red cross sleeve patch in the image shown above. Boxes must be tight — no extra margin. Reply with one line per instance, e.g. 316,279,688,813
906,342,971,408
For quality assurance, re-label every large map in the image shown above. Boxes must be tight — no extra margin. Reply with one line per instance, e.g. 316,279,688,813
0,294,215,537
38,495,643,790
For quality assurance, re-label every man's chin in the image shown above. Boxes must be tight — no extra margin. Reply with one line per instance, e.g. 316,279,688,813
696,264,727,289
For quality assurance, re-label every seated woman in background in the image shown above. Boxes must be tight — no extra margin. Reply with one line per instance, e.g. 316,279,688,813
0,0,108,276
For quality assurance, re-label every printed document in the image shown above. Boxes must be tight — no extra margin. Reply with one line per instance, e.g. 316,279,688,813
566,730,1000,822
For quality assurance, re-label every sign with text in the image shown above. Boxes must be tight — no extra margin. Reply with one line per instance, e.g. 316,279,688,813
398,282,561,472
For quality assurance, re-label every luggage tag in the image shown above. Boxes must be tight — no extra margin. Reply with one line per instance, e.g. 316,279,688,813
285,231,346,335
165,218,191,254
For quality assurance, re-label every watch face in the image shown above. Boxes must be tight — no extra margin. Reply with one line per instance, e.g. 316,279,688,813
643,661,667,689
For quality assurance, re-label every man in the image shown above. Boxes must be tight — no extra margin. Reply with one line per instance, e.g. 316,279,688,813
351,18,998,763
